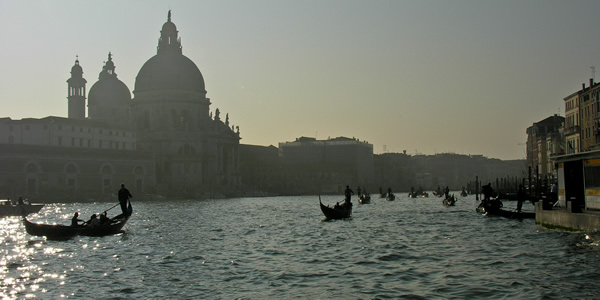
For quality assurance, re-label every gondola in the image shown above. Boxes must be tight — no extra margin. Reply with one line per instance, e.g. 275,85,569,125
319,197,352,220
24,203,133,240
476,200,534,219
443,195,456,206
0,201,44,217
358,194,371,204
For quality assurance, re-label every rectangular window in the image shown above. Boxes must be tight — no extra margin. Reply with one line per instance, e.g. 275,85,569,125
585,166,600,188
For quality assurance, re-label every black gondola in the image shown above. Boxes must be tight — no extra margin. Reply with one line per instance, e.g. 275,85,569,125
319,197,352,220
24,203,133,240
358,194,371,204
476,200,534,219
443,195,456,206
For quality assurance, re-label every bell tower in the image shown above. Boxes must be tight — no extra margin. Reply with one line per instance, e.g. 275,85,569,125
67,56,87,119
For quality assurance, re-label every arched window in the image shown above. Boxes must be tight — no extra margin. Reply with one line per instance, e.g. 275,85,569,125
177,144,196,155
102,165,112,174
135,166,144,175
26,163,38,173
65,164,77,173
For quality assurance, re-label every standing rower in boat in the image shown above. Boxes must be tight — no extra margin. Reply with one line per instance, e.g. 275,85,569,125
516,185,526,212
344,185,354,208
118,184,133,215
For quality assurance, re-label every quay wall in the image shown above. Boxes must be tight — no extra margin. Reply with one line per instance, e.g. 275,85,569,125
535,202,600,232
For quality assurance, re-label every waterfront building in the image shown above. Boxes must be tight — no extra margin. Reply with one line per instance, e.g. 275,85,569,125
0,11,241,200
526,115,564,179
537,150,600,231
239,144,282,195
278,136,374,194
130,11,241,197
579,79,600,152
563,90,580,154
0,117,155,201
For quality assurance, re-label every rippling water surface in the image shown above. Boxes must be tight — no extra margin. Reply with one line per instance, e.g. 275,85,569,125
2,194,600,299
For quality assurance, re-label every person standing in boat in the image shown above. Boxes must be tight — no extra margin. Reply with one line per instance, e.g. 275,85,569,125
516,185,526,212
118,184,133,215
344,185,354,206
444,186,450,198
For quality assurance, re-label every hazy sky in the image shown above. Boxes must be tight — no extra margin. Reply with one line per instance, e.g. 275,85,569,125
1,0,599,160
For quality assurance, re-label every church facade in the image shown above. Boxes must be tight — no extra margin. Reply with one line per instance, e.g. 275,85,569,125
70,11,242,198
131,11,241,196
0,11,241,200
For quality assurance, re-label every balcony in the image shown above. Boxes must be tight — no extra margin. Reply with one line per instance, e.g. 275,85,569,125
564,126,580,136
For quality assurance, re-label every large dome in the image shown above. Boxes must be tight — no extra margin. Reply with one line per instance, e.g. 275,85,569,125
133,11,207,96
134,53,206,94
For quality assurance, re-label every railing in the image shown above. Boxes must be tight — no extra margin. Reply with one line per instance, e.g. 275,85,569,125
563,126,580,135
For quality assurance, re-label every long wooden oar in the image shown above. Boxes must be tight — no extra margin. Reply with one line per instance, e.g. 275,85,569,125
103,203,120,213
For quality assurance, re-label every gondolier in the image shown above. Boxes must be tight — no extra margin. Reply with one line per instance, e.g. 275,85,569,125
118,184,133,215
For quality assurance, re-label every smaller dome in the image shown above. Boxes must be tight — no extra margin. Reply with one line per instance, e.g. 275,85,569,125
88,77,131,106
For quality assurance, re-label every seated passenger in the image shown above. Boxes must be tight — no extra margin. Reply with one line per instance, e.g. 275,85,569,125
71,212,83,227
88,214,100,227
99,212,109,224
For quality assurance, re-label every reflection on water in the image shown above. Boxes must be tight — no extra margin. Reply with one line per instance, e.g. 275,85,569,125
1,195,600,299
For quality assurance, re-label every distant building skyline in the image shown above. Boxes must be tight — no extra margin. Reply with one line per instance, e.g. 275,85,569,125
4,2,600,160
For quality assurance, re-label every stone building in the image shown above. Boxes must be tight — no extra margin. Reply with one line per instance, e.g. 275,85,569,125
579,79,600,152
564,90,581,154
130,11,241,197
563,79,600,155
0,11,241,200
0,117,155,201
526,115,564,179
278,136,374,194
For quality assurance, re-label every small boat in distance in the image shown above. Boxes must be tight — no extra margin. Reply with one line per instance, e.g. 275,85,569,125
443,195,456,206
24,203,133,240
319,196,352,220
359,194,371,204
0,199,44,217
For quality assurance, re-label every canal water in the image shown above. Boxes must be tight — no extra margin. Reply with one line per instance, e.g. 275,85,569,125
2,194,600,299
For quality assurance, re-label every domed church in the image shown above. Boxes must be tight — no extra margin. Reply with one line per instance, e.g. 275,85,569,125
131,11,241,197
71,11,241,198
88,52,133,129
